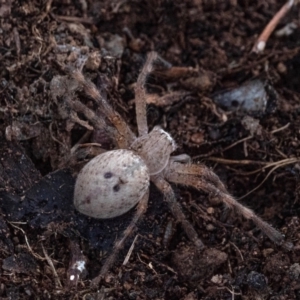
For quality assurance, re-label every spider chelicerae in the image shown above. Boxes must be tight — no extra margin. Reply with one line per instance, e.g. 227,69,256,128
69,52,284,285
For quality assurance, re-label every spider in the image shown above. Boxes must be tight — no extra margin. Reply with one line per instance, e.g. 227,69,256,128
69,52,284,286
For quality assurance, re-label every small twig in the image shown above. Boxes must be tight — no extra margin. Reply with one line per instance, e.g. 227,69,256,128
274,147,288,159
137,254,157,275
122,235,138,266
41,243,63,289
207,156,299,199
37,0,53,24
234,158,298,176
252,0,296,53
229,242,244,262
271,122,290,134
217,286,242,299
136,253,149,267
222,136,253,153
77,143,103,148
49,122,66,148
208,157,268,166
9,222,45,261
227,259,233,275
70,131,93,155
140,253,177,275
238,158,299,200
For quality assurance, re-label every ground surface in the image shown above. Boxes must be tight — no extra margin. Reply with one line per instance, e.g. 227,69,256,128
1,1,300,299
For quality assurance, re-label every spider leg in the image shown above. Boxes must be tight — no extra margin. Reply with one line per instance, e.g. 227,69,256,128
152,176,205,249
165,162,285,245
166,162,228,193
71,70,135,148
91,190,149,286
65,95,117,139
135,52,158,137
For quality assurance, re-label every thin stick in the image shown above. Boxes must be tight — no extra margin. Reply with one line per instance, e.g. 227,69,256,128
222,136,252,153
196,123,290,161
271,122,290,134
70,131,92,155
252,0,296,53
122,235,138,266
9,222,45,261
41,243,63,289
229,242,244,262
207,157,269,166
238,158,299,200
207,157,298,177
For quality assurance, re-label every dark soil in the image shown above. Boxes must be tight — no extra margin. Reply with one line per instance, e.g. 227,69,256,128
1,1,300,299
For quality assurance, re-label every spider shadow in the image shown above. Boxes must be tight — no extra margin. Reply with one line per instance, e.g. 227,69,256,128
0,169,172,257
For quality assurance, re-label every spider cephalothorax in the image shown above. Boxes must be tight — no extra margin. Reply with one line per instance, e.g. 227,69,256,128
70,52,285,286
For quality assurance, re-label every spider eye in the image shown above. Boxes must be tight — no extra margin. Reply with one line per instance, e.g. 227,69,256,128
104,172,113,179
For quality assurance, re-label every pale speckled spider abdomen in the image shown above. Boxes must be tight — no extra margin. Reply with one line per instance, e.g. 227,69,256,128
74,149,150,219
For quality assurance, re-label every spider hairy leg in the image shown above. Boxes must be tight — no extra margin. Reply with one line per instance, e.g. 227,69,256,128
165,162,284,245
71,70,135,148
64,95,117,139
91,190,149,286
152,176,205,249
135,51,158,137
